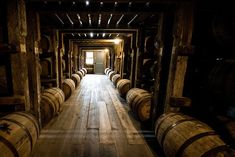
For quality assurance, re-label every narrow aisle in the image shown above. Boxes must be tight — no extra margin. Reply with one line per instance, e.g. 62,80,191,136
32,74,158,157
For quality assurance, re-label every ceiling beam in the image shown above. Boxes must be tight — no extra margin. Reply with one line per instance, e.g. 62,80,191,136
27,1,175,13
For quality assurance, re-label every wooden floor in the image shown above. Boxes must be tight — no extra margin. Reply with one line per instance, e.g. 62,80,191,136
32,74,158,157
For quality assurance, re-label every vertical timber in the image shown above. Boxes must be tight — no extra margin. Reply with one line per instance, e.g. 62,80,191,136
7,0,30,111
26,10,41,126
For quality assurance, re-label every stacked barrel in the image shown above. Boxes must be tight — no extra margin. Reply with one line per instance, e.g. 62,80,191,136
154,112,235,157
104,68,151,122
117,79,131,97
40,87,65,126
0,111,40,156
62,79,75,100
40,68,87,127
126,88,152,121
112,74,121,87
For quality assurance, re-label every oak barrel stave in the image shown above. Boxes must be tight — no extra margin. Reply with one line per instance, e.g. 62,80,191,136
104,68,110,74
61,79,76,100
116,79,131,97
76,71,83,80
126,88,151,121
80,69,85,76
0,112,39,157
106,69,112,76
112,74,121,87
108,71,116,81
40,95,57,126
155,113,231,157
43,87,65,112
40,87,65,126
82,68,87,74
71,74,81,87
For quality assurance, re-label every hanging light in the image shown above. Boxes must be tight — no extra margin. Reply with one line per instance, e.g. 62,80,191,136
90,32,94,38
85,0,89,6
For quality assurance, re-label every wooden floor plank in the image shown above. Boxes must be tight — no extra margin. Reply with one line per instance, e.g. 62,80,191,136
106,86,144,145
84,130,100,157
100,144,118,157
101,89,119,130
87,89,99,129
32,74,157,157
99,101,114,144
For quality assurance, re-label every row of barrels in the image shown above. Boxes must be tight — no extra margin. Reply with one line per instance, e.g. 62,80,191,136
104,68,151,122
0,69,87,157
41,68,87,127
105,68,235,156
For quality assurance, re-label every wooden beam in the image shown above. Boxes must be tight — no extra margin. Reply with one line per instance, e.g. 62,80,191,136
0,95,25,105
169,96,191,107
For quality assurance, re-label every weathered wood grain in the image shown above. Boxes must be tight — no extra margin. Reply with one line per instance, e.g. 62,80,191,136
106,85,144,144
99,101,114,144
32,75,157,157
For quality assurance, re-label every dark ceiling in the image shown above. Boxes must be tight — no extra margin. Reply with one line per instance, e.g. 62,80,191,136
26,0,178,38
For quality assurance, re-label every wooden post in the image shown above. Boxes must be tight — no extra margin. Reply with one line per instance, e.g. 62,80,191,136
73,42,78,72
69,40,73,76
26,10,42,126
57,31,63,88
164,1,194,112
151,13,165,126
130,33,138,88
7,0,30,111
54,30,60,87
151,9,175,125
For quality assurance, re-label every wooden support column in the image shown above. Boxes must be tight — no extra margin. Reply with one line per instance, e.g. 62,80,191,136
72,42,78,72
53,30,60,87
134,30,140,87
78,47,82,70
151,10,175,122
7,0,30,111
134,47,139,87
68,40,72,76
130,33,138,88
151,13,165,126
164,1,194,112
57,31,63,87
26,10,41,125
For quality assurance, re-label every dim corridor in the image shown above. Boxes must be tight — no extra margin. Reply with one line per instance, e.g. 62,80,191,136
32,74,158,157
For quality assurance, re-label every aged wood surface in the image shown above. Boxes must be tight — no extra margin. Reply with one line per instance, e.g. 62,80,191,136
32,74,157,157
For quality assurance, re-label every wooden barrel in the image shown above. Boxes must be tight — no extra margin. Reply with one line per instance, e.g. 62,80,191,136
80,69,85,76
145,35,156,53
76,71,83,80
40,58,52,78
41,87,65,126
43,87,65,110
126,88,151,121
41,35,53,53
82,68,87,74
104,68,110,74
154,112,232,157
112,74,121,87
108,71,116,81
143,59,154,79
116,79,131,97
71,74,81,87
0,111,39,157
106,69,112,76
40,95,57,126
61,79,75,100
